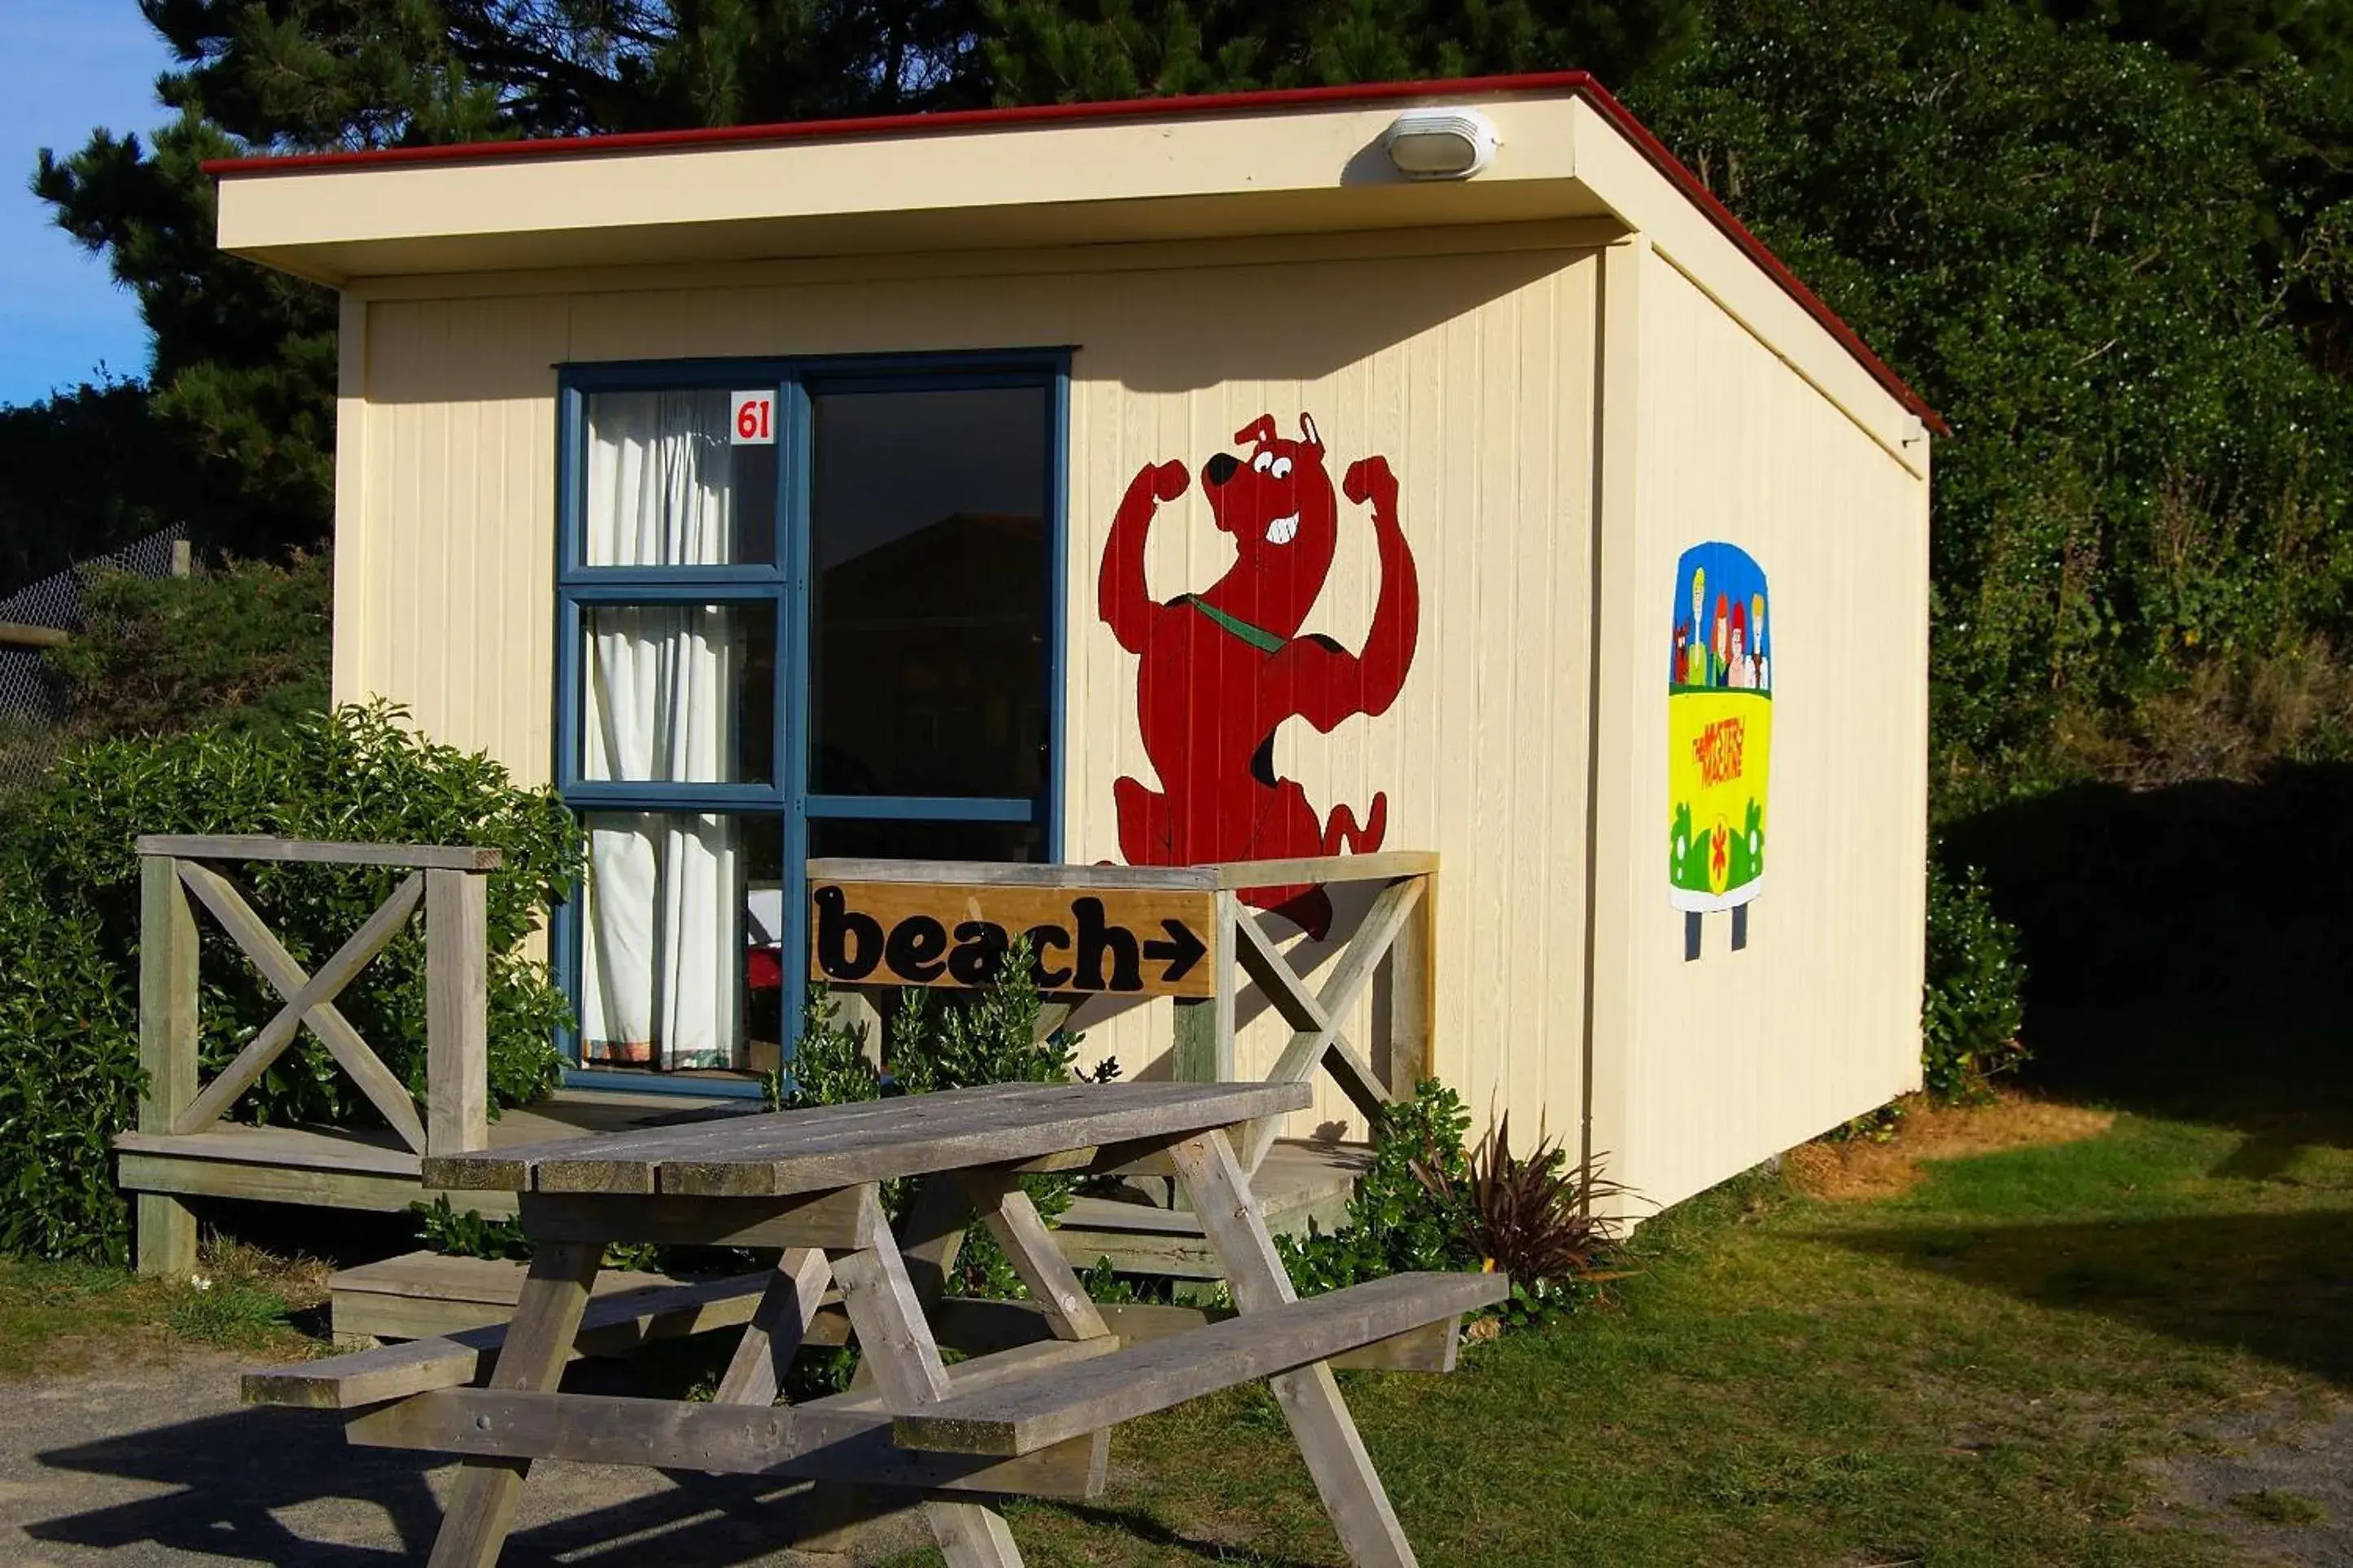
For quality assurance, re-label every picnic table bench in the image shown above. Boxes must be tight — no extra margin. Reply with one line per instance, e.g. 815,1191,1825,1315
243,1080,1505,1566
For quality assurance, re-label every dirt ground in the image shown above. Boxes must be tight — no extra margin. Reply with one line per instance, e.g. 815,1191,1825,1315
1781,1090,2117,1200
0,1351,925,1566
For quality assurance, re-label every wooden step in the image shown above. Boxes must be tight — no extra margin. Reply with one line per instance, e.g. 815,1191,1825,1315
893,1269,1508,1457
1052,1138,1367,1278
332,1249,774,1344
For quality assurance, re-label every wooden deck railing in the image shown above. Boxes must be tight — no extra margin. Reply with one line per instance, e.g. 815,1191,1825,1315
1167,854,1435,1170
810,852,1437,1173
134,835,497,1274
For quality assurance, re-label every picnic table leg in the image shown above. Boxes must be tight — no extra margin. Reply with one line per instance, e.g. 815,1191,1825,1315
715,1246,832,1407
960,1169,1111,1343
830,1209,1025,1568
794,1174,975,1554
426,1240,603,1568
1170,1129,1419,1568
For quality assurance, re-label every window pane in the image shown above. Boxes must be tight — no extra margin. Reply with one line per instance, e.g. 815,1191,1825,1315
809,386,1048,797
580,601,775,783
580,810,781,1071
584,389,777,567
808,817,1042,863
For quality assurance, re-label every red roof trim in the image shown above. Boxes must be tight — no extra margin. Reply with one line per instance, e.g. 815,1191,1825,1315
201,71,1944,435
1567,83,1948,436
199,72,1599,176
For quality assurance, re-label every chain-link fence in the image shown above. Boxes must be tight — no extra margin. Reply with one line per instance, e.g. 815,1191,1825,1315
0,526,186,720
0,527,187,793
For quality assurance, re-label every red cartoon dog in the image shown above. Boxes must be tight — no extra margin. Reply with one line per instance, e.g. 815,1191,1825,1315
1099,413,1419,937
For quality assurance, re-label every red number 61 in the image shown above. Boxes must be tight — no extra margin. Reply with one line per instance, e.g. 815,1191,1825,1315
737,399,769,439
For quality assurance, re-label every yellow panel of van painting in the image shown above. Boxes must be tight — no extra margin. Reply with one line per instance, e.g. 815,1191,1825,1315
1669,541,1772,913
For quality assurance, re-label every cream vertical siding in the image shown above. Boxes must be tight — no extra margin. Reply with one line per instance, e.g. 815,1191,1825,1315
341,231,1603,1147
1596,251,1930,1216
350,295,566,780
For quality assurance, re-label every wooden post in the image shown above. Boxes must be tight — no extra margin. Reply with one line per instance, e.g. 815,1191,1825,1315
427,1241,603,1568
425,868,489,1156
137,854,199,1278
793,1173,971,1554
831,1231,1023,1568
1380,871,1434,1101
1170,893,1237,1085
1170,1129,1418,1568
835,986,886,1069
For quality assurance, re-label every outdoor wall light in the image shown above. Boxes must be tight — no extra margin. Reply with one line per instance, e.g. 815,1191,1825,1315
1381,108,1500,180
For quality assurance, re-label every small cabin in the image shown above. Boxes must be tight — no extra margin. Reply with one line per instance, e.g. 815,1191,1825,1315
203,72,1935,1224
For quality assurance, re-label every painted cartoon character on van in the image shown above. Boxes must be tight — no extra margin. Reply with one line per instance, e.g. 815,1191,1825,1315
1099,413,1419,939
1669,541,1772,957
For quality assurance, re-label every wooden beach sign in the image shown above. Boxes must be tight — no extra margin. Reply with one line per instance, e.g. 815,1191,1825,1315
810,879,1218,998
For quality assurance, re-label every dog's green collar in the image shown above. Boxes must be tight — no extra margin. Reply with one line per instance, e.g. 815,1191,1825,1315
1181,594,1285,653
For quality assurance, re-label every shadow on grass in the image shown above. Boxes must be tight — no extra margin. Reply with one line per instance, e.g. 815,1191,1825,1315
1944,762,2353,1161
1828,1209,2353,1388
2010,1007,2352,1189
24,1403,832,1566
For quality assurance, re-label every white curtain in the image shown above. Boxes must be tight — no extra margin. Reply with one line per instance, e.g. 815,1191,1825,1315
580,391,744,1070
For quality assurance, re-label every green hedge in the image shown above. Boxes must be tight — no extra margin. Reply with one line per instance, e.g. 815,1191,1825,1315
0,703,580,1262
1922,859,2029,1101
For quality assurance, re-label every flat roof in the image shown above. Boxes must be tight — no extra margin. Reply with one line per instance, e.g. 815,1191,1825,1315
208,72,1940,433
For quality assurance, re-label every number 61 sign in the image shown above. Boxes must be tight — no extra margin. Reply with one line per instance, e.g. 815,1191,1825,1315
730,390,775,445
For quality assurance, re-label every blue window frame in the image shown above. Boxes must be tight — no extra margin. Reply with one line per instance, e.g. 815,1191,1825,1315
551,349,1070,1095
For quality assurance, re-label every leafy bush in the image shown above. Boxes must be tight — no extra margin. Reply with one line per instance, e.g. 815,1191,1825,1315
1279,1082,1620,1331
0,701,580,1263
0,898,141,1261
1634,2,2353,779
47,554,331,740
1922,859,2029,1101
412,1195,533,1262
780,939,1117,1111
1280,1082,1476,1298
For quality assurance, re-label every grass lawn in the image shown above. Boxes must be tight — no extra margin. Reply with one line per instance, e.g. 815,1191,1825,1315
886,1012,2351,1567
0,1011,2337,1566
0,1238,325,1380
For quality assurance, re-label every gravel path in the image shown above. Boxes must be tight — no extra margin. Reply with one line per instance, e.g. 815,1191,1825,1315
0,1352,925,1566
2147,1395,2353,1566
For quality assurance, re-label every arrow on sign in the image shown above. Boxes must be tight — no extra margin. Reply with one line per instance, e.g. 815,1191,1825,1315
1142,918,1207,985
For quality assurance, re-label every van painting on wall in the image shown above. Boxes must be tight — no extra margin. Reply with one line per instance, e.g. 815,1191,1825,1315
1669,540,1772,953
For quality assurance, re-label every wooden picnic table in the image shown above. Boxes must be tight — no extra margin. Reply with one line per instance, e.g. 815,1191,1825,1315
243,1080,1505,1566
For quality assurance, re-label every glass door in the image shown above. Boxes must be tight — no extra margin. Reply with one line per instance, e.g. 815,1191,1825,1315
556,357,1063,1090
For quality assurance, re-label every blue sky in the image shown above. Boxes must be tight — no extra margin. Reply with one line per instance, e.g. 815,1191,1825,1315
0,4,175,408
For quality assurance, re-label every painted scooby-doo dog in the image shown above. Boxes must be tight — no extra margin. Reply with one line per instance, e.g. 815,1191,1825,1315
1099,413,1420,937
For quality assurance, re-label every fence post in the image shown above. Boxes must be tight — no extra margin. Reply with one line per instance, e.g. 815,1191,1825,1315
1170,892,1239,1085
1380,871,1434,1101
137,854,199,1277
424,867,489,1155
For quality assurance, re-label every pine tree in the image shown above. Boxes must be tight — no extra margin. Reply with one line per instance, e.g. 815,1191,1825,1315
980,0,1698,104
28,1,1004,561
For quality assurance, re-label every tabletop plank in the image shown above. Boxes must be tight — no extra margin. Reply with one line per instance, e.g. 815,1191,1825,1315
422,1081,1310,1198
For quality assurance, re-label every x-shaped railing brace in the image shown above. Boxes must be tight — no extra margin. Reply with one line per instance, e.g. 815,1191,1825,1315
1229,876,1428,1170
169,862,430,1151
